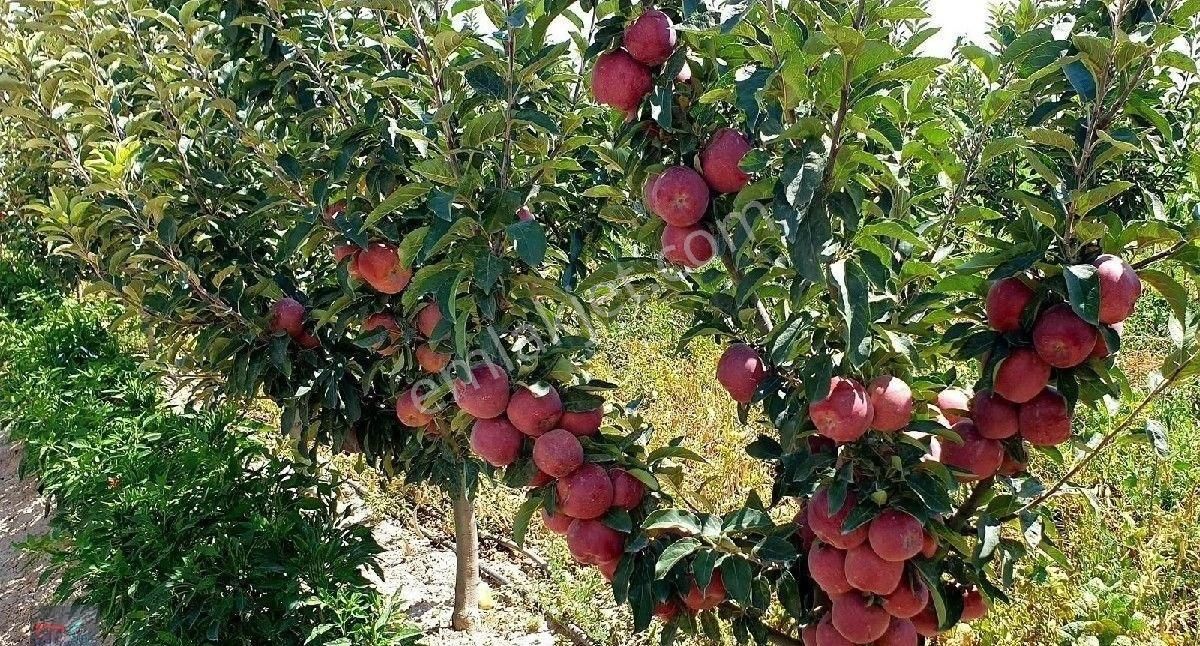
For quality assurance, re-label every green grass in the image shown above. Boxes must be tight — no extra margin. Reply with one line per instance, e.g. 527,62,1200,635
0,270,422,646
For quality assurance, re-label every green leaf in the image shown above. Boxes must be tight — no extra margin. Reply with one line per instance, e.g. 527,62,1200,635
752,536,797,563
643,509,703,535
830,259,872,368
1064,60,1096,100
1072,181,1133,216
365,184,430,228
647,445,707,464
1064,264,1101,324
906,470,954,515
1026,127,1076,151
464,66,507,98
719,557,753,604
1138,269,1188,324
654,538,700,578
505,220,547,267
512,496,543,547
462,110,507,148
980,136,1024,168
474,253,507,294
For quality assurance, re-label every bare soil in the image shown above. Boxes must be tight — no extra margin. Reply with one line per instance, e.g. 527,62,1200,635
0,438,55,646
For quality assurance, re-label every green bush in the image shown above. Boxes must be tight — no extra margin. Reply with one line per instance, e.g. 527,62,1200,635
0,298,420,646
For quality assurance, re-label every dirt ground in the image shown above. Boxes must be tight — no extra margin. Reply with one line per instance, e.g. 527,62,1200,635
0,438,55,645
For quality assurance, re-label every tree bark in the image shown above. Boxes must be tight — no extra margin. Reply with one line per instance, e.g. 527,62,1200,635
450,490,480,631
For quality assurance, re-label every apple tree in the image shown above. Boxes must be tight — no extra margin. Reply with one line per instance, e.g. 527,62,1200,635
0,0,671,630
564,0,1200,643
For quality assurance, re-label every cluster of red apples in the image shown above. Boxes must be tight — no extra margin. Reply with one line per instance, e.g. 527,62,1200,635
706,258,1143,644
717,344,977,644
398,363,653,580
961,256,1143,455
270,203,462,376
329,201,413,296
798,492,983,645
590,9,755,269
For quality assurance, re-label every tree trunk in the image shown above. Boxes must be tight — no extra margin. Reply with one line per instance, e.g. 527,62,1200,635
450,490,480,631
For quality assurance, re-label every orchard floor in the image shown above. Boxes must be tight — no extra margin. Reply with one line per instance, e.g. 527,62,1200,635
1,437,106,646
0,436,53,645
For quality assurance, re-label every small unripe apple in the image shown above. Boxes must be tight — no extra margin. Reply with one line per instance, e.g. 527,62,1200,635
516,205,535,222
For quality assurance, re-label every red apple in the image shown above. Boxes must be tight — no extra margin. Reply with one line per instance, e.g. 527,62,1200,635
716,343,767,404
1032,303,1099,368
699,128,753,193
623,9,676,66
1094,254,1141,324
661,224,716,268
809,377,874,443
985,277,1035,332
591,49,652,115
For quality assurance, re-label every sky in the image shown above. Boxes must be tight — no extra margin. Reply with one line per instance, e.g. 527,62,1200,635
531,0,997,57
924,0,993,56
